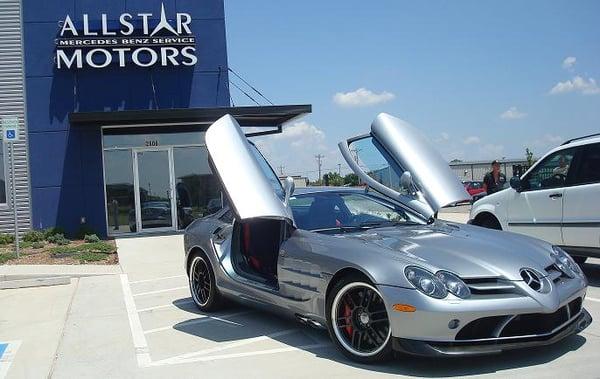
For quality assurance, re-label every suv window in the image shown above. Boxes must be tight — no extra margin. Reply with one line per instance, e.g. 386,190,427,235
523,148,575,191
572,143,600,185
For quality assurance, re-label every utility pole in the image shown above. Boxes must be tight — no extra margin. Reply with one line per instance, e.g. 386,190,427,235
337,164,341,175
278,165,284,176
315,154,324,183
350,148,362,164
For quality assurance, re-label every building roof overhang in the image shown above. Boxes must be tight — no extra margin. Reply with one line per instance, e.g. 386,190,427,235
69,104,312,136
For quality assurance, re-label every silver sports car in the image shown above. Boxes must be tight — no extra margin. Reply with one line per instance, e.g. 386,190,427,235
184,113,591,363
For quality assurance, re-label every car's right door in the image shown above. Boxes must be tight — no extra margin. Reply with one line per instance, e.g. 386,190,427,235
506,147,577,244
562,142,600,248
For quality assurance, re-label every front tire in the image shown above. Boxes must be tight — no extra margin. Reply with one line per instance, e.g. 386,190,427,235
189,253,222,311
326,276,393,363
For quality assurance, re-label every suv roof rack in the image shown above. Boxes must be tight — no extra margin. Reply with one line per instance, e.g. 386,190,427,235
561,133,600,146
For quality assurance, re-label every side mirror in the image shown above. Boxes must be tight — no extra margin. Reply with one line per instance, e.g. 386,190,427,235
509,176,522,192
283,176,295,205
400,171,413,192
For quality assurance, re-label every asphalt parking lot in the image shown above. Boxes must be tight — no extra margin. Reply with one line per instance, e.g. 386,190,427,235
2,227,600,378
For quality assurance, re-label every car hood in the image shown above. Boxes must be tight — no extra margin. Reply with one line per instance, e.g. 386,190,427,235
336,221,555,281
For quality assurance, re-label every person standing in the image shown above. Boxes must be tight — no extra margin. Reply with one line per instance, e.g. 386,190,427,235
483,160,507,195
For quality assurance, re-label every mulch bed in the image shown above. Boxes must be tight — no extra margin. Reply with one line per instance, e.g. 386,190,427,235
0,240,119,265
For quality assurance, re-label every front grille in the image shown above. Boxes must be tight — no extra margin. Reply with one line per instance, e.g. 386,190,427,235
456,298,582,341
545,264,567,283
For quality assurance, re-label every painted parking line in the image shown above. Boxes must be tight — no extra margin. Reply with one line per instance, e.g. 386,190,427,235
143,310,252,334
132,286,188,297
137,299,194,313
0,341,21,379
120,274,152,368
129,275,186,285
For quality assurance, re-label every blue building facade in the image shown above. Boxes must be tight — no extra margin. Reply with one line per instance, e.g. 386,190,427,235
22,0,230,236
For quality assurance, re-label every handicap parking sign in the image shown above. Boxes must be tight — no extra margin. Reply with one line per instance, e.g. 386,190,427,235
2,117,19,142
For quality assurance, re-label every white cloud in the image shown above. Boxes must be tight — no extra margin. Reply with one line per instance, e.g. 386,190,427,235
531,134,563,151
562,56,576,70
500,106,527,120
549,76,600,95
333,88,395,107
272,121,325,148
440,132,450,141
463,136,481,145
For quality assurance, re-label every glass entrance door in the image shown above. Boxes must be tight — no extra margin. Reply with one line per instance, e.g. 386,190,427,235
133,148,176,232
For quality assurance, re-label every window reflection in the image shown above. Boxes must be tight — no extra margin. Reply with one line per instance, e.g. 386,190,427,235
173,146,222,229
104,150,135,233
349,137,406,193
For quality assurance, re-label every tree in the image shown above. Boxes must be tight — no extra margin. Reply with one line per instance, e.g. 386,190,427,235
344,173,359,186
323,172,345,186
525,147,535,167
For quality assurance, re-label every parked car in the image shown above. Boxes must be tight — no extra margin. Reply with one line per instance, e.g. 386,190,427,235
463,181,487,203
470,134,600,264
184,113,590,363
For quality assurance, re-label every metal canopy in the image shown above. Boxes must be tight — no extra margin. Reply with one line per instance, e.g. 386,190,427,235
69,104,312,132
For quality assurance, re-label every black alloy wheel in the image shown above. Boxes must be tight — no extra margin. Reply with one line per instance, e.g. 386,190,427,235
327,277,393,362
189,253,221,311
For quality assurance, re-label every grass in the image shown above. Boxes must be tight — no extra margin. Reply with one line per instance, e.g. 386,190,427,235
50,242,115,263
0,252,17,264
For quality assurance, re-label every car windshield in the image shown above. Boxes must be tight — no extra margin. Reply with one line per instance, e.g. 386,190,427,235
289,192,424,232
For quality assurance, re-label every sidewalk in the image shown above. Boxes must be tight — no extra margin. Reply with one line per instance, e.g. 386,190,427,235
0,264,122,278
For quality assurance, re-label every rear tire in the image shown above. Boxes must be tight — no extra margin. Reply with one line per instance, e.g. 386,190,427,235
326,275,393,363
188,252,222,311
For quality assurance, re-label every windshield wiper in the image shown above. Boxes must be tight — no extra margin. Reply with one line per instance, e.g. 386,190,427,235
312,225,370,233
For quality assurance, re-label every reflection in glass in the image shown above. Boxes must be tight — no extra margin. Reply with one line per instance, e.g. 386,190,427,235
173,147,222,229
349,137,406,193
136,150,173,230
104,150,135,234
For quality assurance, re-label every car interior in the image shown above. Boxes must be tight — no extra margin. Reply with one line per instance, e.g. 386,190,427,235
231,218,289,284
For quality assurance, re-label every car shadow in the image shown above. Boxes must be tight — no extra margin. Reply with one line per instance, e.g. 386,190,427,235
170,297,586,376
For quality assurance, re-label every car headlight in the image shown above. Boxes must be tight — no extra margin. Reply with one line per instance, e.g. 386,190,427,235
436,271,471,299
405,266,448,298
551,246,582,278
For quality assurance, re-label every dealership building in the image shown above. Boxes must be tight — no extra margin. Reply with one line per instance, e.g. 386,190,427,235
0,0,309,237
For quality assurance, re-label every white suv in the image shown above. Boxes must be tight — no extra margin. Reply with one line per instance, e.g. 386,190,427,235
469,134,600,264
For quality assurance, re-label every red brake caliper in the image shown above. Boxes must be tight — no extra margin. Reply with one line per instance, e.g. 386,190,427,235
343,302,353,336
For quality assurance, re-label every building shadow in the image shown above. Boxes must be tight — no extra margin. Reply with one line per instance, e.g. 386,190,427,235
170,297,586,376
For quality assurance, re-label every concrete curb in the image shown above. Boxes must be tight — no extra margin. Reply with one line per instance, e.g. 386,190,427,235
0,276,71,290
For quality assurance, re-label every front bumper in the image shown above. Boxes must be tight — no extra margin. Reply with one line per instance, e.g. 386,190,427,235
392,308,592,356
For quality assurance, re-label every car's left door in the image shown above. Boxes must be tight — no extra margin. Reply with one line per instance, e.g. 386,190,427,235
506,147,578,244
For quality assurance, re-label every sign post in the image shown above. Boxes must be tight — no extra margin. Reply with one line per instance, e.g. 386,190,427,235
2,117,20,258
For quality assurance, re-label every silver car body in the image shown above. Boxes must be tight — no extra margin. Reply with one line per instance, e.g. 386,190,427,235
185,113,591,356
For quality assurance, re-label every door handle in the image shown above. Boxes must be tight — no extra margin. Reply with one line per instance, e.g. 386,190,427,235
548,193,562,199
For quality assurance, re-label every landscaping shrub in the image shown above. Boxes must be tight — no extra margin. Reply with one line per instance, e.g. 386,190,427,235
0,233,15,245
84,234,100,243
23,230,45,242
46,233,70,245
0,252,17,264
76,226,96,240
50,241,115,263
32,241,45,249
44,227,66,239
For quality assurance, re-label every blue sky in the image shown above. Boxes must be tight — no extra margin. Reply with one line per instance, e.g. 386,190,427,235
224,0,600,179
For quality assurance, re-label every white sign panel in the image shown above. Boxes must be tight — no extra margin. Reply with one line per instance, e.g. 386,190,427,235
2,117,19,142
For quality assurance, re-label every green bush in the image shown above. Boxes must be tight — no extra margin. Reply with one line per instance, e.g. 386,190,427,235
46,233,70,245
32,241,45,249
44,227,66,239
76,226,96,240
0,233,15,245
84,234,100,243
23,230,45,242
